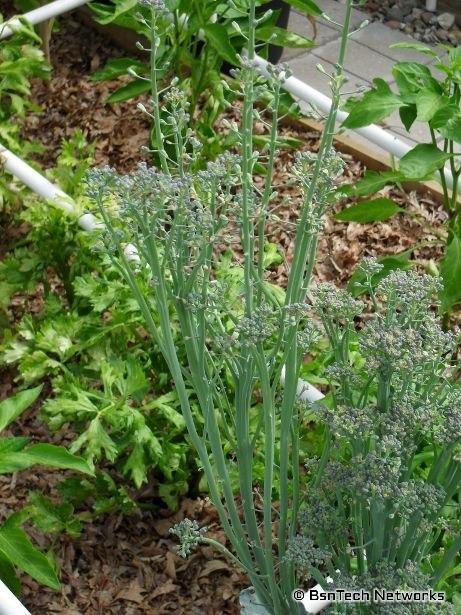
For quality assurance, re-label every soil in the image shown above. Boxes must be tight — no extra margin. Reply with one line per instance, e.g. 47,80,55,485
0,4,449,614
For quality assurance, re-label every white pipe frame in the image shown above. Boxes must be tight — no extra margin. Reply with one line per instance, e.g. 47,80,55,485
0,0,89,40
254,55,454,190
0,145,101,232
0,579,32,615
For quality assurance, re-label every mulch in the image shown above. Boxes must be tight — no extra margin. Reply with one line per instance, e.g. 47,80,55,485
0,3,448,613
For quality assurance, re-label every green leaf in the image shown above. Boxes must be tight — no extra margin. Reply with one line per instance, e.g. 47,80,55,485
0,437,29,455
106,79,151,104
24,444,94,474
0,552,21,595
389,42,438,57
284,0,322,16
0,453,35,474
263,242,283,268
335,198,403,224
441,236,461,312
399,143,451,179
399,104,417,131
0,444,93,475
204,24,239,65
0,526,60,589
339,171,403,198
91,58,146,82
392,61,440,100
415,89,445,122
253,134,303,149
91,0,138,24
431,106,461,144
123,443,148,488
125,360,149,400
70,417,118,465
342,79,403,129
29,493,82,538
262,281,285,306
256,26,314,49
0,386,42,432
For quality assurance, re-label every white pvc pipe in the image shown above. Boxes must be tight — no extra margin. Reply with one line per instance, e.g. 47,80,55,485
0,145,70,206
254,55,454,190
281,366,325,403
0,579,32,615
0,144,138,259
425,0,437,11
0,0,89,39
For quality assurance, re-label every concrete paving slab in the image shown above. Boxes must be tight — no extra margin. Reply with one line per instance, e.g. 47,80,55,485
287,52,369,102
283,12,340,60
387,116,434,145
312,38,397,83
350,22,434,64
292,0,368,31
282,2,450,150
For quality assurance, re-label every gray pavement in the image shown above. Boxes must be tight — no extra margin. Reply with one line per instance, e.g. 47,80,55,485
282,0,440,152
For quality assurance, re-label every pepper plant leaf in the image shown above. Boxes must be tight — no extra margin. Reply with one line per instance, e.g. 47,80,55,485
399,104,417,131
348,251,412,297
284,0,322,16
338,170,403,198
204,24,240,65
392,61,440,100
415,89,445,122
431,105,461,144
91,58,147,82
389,42,438,58
440,236,461,312
399,143,452,179
335,198,403,224
106,79,152,104
0,552,21,595
0,526,60,589
342,79,403,129
0,444,93,475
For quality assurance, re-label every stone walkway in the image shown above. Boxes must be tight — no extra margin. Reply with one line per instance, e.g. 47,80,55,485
281,0,440,154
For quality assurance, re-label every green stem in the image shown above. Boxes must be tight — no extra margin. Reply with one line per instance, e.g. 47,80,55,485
150,8,169,174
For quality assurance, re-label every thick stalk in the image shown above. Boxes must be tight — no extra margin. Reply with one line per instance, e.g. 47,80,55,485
150,8,170,175
257,82,281,304
255,347,283,612
240,0,256,317
278,338,300,595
